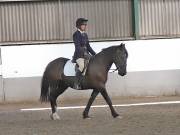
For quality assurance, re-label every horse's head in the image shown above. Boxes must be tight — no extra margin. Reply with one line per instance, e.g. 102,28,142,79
113,43,128,76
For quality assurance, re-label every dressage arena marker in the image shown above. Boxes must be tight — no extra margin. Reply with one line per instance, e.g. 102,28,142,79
20,101,180,112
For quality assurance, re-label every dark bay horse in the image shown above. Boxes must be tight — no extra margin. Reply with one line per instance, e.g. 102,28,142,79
40,43,128,120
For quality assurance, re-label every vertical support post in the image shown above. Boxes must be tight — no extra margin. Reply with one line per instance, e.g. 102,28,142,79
132,0,140,39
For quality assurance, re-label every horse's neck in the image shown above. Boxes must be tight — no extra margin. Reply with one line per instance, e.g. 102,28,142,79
93,50,114,72
102,55,113,72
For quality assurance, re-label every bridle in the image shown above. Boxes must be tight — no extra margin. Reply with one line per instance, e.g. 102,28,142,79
110,67,119,73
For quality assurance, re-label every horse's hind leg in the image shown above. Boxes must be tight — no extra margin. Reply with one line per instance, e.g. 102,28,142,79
83,89,99,119
49,82,68,120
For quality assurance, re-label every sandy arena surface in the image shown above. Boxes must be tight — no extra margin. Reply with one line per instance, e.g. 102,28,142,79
0,96,180,135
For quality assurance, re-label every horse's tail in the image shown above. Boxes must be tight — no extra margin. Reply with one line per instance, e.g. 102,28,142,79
40,69,50,102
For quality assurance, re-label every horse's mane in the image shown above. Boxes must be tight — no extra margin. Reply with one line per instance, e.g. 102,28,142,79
101,45,118,53
95,44,127,58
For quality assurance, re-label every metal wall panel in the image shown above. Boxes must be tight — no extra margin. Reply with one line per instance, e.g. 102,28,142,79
164,0,180,36
0,1,60,43
60,0,133,40
0,0,133,44
139,0,180,37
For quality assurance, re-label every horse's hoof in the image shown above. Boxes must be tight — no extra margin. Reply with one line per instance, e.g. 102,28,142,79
116,115,123,119
85,117,91,120
50,113,60,120
113,113,121,118
83,115,91,119
84,117,91,120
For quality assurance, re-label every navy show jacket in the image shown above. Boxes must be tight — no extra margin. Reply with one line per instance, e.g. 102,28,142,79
72,30,96,62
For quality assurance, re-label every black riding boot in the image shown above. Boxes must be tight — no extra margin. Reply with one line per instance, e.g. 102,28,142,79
74,69,83,89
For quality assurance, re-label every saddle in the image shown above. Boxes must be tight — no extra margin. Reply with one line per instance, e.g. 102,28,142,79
63,60,88,76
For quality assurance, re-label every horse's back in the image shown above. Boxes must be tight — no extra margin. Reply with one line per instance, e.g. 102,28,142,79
45,57,69,80
47,57,69,67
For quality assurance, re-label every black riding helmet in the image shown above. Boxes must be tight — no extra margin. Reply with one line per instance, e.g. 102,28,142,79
76,18,88,28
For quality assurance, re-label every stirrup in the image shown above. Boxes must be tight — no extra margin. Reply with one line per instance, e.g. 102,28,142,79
74,76,82,90
74,84,81,90
73,79,81,89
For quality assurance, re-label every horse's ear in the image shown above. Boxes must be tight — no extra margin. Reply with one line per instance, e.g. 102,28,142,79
119,43,125,48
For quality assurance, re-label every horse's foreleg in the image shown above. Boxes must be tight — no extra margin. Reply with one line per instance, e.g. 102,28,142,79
100,89,121,118
83,89,99,119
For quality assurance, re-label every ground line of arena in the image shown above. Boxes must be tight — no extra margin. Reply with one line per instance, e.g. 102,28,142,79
20,101,180,112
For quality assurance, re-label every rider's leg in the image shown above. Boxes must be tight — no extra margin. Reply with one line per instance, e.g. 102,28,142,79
82,59,89,76
74,58,85,89
76,58,85,73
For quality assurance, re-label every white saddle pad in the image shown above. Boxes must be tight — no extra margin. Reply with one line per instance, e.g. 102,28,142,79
64,60,76,76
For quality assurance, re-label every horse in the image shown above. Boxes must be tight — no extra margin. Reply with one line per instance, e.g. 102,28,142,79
40,43,128,120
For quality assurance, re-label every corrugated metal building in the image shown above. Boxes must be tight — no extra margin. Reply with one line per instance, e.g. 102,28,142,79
0,0,180,102
0,0,133,44
139,0,180,38
0,0,180,45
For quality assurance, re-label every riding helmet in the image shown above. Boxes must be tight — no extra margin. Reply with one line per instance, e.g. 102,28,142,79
76,18,88,28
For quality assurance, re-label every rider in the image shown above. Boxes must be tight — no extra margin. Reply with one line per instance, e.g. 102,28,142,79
72,18,96,89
